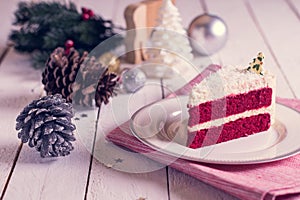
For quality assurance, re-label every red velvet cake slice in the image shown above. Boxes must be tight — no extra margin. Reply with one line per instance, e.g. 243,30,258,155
187,57,276,148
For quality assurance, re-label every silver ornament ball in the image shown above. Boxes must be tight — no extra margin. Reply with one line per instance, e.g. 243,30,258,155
188,14,228,56
121,68,146,93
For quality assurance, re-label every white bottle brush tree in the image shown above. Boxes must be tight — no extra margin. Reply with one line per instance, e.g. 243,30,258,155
147,0,193,77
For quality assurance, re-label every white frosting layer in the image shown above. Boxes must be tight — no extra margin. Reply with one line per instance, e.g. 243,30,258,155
188,104,275,132
188,65,276,107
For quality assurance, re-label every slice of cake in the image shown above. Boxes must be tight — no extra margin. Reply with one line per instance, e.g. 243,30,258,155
187,53,276,148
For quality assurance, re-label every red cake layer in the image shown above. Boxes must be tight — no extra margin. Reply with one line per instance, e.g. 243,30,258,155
188,88,272,127
188,113,271,149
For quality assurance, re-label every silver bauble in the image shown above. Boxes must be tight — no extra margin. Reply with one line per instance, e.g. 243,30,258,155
121,68,146,93
188,14,228,56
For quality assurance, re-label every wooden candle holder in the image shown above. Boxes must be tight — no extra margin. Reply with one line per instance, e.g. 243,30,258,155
124,0,176,64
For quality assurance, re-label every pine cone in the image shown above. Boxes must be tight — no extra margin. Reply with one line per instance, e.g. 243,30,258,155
95,68,118,107
42,47,88,102
72,56,106,106
16,94,76,158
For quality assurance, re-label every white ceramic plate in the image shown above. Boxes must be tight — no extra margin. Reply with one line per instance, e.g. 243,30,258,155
130,96,300,164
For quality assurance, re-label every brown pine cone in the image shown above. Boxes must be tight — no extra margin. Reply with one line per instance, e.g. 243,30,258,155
42,47,119,107
42,47,88,102
72,56,106,107
95,68,118,107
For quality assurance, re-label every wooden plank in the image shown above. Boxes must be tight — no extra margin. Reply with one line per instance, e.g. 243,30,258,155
287,0,300,21
176,0,203,28
0,45,12,66
87,160,168,200
86,0,170,198
247,0,300,98
87,145,169,199
0,50,41,198
0,0,29,47
3,89,96,200
204,0,294,99
86,83,169,199
4,109,94,200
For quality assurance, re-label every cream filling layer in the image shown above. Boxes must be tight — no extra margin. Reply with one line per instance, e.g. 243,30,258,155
188,105,275,132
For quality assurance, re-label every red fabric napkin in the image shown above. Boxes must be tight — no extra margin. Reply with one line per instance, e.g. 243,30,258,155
107,65,300,200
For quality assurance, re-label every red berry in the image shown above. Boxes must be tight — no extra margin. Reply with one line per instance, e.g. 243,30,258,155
65,40,74,48
82,13,90,21
87,10,94,18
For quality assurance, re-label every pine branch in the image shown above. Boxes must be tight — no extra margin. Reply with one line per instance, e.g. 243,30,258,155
9,1,123,68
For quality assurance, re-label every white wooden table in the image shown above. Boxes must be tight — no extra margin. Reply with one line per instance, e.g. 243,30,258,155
0,0,299,199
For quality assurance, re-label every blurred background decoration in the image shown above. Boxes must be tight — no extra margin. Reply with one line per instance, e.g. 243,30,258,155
9,1,123,68
188,13,228,56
